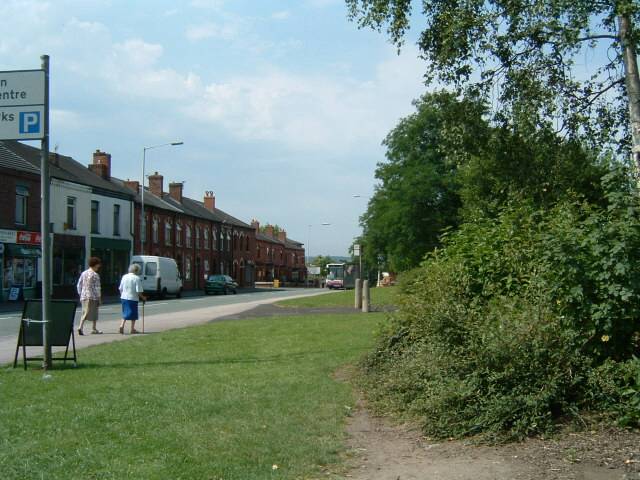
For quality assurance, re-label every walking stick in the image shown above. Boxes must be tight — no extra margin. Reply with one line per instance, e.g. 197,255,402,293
142,300,145,334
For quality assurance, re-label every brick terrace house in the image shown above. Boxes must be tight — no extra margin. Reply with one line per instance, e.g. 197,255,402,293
118,172,257,290
0,141,135,299
0,142,42,301
252,220,306,285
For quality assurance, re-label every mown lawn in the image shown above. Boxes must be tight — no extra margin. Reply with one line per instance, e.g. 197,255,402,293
0,312,381,479
277,286,398,308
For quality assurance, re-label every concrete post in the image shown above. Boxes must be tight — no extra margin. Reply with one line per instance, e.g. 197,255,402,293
362,279,370,313
354,278,362,309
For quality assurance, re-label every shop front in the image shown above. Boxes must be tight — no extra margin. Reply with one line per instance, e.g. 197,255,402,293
90,237,132,295
0,229,41,302
52,233,86,299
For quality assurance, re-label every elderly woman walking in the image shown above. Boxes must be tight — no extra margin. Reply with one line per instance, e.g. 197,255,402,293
77,256,103,335
118,264,147,335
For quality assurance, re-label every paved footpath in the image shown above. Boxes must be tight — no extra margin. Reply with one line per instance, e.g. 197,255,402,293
0,288,332,366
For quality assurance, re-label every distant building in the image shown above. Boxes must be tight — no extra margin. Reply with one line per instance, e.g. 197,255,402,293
251,220,305,285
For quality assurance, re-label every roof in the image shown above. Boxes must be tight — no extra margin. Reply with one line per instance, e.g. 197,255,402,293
1,140,133,199
110,177,183,213
0,142,41,175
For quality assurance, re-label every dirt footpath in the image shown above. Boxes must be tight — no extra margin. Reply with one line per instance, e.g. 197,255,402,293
343,398,640,480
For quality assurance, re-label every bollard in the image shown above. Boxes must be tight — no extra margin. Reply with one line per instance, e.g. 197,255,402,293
355,278,362,309
362,280,370,313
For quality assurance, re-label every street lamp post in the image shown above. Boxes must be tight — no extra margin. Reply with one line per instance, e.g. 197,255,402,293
139,141,183,255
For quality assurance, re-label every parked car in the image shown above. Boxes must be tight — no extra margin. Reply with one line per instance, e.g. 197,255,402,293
131,255,183,299
204,275,238,295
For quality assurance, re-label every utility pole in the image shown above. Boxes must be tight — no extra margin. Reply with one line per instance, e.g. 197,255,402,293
40,55,52,369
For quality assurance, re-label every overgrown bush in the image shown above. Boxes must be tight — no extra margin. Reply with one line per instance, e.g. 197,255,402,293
362,168,640,439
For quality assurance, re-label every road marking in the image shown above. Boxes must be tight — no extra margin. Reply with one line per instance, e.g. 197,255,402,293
144,302,169,307
0,316,20,320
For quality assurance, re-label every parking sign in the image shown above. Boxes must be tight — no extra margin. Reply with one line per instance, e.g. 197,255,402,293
0,70,45,140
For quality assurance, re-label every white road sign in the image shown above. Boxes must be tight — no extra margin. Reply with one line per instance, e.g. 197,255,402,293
353,244,361,256
0,70,45,140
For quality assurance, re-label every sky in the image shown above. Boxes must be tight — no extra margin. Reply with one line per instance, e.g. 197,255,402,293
0,0,427,257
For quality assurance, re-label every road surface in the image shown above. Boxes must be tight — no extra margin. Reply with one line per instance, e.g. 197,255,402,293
1,288,331,366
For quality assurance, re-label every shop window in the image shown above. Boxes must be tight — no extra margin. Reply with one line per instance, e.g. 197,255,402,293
4,257,36,288
53,246,84,286
91,200,100,234
176,223,182,247
204,228,209,250
15,185,28,225
186,225,192,248
113,204,121,236
66,196,77,230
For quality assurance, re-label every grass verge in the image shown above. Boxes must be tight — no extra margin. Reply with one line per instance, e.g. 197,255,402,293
276,286,398,308
0,312,381,479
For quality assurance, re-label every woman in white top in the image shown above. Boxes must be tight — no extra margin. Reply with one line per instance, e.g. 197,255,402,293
118,263,146,334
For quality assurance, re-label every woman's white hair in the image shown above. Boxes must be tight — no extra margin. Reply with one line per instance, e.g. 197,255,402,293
128,263,141,274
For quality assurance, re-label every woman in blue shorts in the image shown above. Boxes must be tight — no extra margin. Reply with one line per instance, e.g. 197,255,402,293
118,264,147,334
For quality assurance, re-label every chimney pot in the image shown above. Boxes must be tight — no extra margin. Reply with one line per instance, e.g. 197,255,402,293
204,191,216,211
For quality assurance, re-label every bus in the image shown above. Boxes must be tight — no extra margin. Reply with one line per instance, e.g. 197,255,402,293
326,263,358,289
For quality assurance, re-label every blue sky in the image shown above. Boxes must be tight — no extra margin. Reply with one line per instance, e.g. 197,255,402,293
0,0,426,256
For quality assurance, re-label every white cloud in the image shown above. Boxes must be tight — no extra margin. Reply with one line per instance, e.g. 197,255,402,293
190,0,224,9
271,10,291,20
185,22,237,42
66,17,107,34
184,46,426,153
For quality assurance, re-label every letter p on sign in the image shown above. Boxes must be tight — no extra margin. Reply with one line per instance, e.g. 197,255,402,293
19,111,40,134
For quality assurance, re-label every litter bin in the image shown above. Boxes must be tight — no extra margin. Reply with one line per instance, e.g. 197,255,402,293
273,279,280,288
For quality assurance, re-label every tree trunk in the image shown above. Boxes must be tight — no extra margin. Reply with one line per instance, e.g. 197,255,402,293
619,14,640,171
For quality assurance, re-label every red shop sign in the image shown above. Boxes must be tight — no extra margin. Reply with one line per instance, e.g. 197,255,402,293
16,231,41,245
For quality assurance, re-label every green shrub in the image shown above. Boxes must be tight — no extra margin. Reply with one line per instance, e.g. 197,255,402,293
362,168,640,440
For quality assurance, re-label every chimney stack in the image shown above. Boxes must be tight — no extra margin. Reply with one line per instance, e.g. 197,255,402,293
169,182,184,203
204,191,216,211
265,225,274,238
251,219,260,233
88,149,112,180
148,172,164,197
124,179,140,193
278,230,287,242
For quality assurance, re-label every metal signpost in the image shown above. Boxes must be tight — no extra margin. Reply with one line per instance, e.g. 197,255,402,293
0,56,51,369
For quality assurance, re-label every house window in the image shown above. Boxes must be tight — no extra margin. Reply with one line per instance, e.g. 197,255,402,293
186,225,192,248
152,217,159,244
196,227,201,249
141,213,147,243
165,221,172,245
66,197,77,230
213,229,217,251
176,223,182,246
185,256,192,280
204,228,209,250
257,245,261,258
91,200,100,234
15,185,28,225
113,204,121,236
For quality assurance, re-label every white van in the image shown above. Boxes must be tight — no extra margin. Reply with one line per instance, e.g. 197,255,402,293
131,255,183,299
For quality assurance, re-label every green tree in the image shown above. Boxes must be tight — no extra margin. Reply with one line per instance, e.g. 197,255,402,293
346,0,640,163
360,92,488,271
310,255,335,277
361,92,609,271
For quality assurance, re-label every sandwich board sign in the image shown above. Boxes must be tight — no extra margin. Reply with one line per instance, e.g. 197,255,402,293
0,70,45,140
